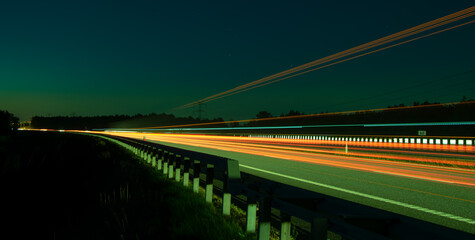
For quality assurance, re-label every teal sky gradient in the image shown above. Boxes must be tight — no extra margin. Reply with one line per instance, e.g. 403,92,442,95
1,0,474,121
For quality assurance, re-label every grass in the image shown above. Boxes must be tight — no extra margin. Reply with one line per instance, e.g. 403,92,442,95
0,131,253,239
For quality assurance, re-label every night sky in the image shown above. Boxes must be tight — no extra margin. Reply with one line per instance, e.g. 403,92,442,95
1,0,474,121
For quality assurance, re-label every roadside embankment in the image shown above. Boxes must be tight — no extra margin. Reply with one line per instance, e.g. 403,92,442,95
0,131,252,239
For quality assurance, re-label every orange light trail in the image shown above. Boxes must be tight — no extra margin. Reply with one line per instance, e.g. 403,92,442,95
200,19,475,105
183,18,475,107
224,138,475,158
255,137,474,152
92,131,475,187
185,137,475,168
180,7,475,109
170,136,475,167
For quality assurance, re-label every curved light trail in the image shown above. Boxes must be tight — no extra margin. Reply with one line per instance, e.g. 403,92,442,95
100,131,475,186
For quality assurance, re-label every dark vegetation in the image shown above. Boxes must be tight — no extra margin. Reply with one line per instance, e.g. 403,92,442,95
244,100,475,136
0,131,249,239
250,99,475,126
0,110,19,133
30,100,475,135
31,113,227,130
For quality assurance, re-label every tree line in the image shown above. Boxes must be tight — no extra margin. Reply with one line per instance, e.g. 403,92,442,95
31,113,227,130
249,100,475,126
21,98,475,130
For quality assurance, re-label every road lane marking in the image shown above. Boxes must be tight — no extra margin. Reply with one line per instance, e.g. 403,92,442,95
281,163,475,203
99,134,475,225
145,136,475,187
240,164,475,225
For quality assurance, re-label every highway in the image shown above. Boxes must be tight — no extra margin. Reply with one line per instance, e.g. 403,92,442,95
96,131,475,234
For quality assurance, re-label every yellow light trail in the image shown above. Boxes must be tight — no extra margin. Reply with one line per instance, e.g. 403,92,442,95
93,131,475,187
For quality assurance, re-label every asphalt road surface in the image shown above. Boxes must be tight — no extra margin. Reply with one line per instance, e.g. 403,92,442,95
100,132,475,234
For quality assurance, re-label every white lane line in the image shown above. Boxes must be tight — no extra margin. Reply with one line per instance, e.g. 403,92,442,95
240,164,475,225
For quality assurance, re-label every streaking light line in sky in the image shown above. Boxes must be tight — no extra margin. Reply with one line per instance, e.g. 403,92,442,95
181,10,474,108
196,20,475,105
179,7,475,109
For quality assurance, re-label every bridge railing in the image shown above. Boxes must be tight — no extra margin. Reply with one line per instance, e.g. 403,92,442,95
92,133,473,240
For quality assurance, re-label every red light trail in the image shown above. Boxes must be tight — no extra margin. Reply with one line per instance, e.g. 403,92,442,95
95,131,475,188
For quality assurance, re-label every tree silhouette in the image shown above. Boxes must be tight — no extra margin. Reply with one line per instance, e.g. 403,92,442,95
256,111,273,119
0,110,19,133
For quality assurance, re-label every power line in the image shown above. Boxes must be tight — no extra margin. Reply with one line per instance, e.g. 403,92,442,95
192,102,206,120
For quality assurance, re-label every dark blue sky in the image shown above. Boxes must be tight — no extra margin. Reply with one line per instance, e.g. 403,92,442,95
1,0,474,121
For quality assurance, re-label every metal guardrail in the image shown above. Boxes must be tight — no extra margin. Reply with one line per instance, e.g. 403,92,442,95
95,133,473,240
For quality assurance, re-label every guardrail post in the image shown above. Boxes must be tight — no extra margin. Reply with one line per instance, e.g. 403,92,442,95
223,159,241,216
258,196,271,240
151,148,157,167
157,149,163,171
280,213,291,240
163,152,169,175
142,147,147,161
143,148,147,162
147,148,152,164
246,199,257,233
168,153,175,179
145,148,150,163
175,155,182,182
205,164,214,203
311,218,327,240
193,161,200,193
183,158,190,187
222,192,231,216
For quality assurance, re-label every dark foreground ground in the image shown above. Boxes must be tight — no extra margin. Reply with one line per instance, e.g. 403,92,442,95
0,131,249,239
